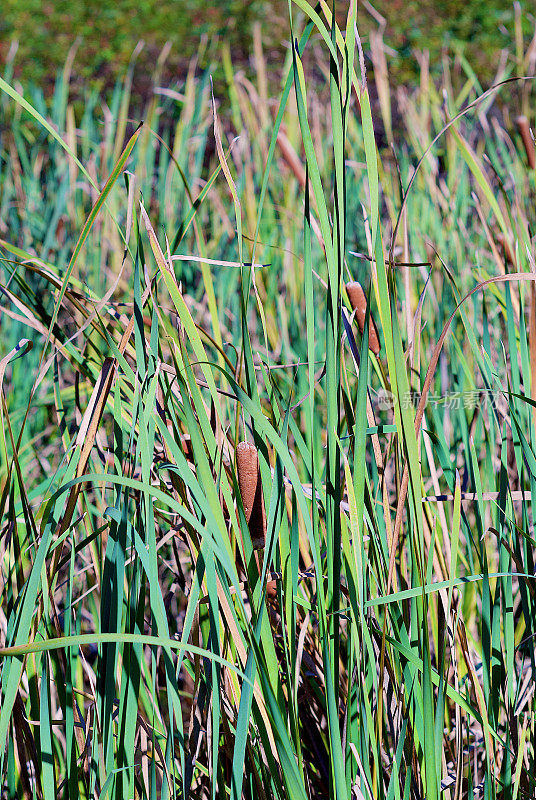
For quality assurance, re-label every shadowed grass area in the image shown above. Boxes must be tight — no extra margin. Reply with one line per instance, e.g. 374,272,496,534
1,2,536,799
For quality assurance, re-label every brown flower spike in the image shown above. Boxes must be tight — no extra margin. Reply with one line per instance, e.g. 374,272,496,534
495,232,515,266
346,281,381,355
516,116,535,170
236,441,266,550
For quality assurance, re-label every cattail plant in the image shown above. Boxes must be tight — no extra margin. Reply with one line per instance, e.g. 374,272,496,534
235,440,266,550
346,280,381,355
276,130,307,190
496,231,515,266
4,8,536,799
516,115,536,169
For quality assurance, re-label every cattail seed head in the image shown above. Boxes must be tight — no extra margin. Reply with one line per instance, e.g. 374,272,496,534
495,231,515,266
516,116,535,170
277,130,307,190
265,579,278,605
236,441,266,550
346,281,381,355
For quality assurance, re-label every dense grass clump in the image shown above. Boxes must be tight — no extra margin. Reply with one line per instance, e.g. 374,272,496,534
1,3,536,799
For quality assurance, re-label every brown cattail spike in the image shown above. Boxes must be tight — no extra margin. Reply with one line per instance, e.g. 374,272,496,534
276,130,307,190
346,281,381,356
236,441,266,550
516,116,536,170
495,232,515,267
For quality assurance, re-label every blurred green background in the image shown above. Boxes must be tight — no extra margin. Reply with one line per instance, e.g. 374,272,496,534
0,0,531,96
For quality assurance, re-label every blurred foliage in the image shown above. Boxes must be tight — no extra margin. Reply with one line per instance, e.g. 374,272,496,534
0,0,533,102
0,0,284,93
373,0,534,83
